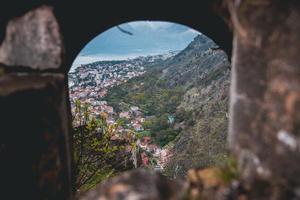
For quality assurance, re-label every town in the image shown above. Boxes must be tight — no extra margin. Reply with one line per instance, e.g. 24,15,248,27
68,52,177,170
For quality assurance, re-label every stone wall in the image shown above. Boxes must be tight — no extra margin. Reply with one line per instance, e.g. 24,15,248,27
228,0,300,198
0,1,300,199
0,6,73,199
0,73,73,199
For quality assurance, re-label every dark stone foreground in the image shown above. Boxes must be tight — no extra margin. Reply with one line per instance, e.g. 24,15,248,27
0,1,300,199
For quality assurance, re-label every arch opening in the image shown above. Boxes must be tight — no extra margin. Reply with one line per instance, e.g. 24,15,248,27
68,21,231,192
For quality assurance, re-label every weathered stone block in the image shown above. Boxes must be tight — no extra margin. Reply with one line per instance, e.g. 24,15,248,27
229,0,300,198
78,169,187,200
0,73,72,199
0,6,63,70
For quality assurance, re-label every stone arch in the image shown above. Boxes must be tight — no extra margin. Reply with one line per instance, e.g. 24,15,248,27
1,1,300,199
0,2,233,199
0,1,233,72
52,1,232,73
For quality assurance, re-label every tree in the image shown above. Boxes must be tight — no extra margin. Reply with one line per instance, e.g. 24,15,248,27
72,100,136,191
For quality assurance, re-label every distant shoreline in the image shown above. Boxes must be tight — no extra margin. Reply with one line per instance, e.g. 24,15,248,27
69,50,180,72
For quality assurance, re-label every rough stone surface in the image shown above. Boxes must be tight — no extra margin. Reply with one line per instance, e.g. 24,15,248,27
78,169,187,200
0,1,300,199
0,73,73,199
228,0,300,198
0,6,63,70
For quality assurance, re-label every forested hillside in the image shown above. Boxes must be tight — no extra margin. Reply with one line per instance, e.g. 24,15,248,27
162,35,230,178
104,34,231,178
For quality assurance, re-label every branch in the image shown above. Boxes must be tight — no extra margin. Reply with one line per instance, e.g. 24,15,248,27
117,26,133,36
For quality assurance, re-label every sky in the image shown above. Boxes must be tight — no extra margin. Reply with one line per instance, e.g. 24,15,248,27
70,21,200,71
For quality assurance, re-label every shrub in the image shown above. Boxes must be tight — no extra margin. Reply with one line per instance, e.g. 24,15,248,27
72,100,136,191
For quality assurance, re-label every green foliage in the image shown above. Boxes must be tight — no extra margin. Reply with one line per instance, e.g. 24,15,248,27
104,69,184,146
217,156,239,185
116,117,130,127
163,94,229,178
79,167,115,192
0,66,4,76
135,130,151,139
155,128,180,146
72,100,135,192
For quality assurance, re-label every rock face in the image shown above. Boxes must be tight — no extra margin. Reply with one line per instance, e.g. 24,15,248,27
78,169,187,200
0,6,71,199
0,6,63,70
0,73,73,199
228,0,300,198
1,1,300,199
163,34,231,178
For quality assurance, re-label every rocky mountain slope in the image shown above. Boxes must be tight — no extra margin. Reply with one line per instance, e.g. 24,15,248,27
70,33,231,181
161,34,231,178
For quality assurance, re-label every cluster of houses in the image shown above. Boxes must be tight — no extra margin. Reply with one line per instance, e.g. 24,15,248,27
69,58,147,90
68,58,148,126
138,136,172,169
118,106,145,131
68,54,176,170
68,51,179,92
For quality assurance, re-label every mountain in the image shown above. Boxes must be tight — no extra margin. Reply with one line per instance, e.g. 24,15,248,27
69,29,231,188
162,34,231,178
100,33,231,178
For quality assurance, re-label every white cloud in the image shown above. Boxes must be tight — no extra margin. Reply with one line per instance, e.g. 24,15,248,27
128,21,174,30
147,21,173,30
182,28,200,35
